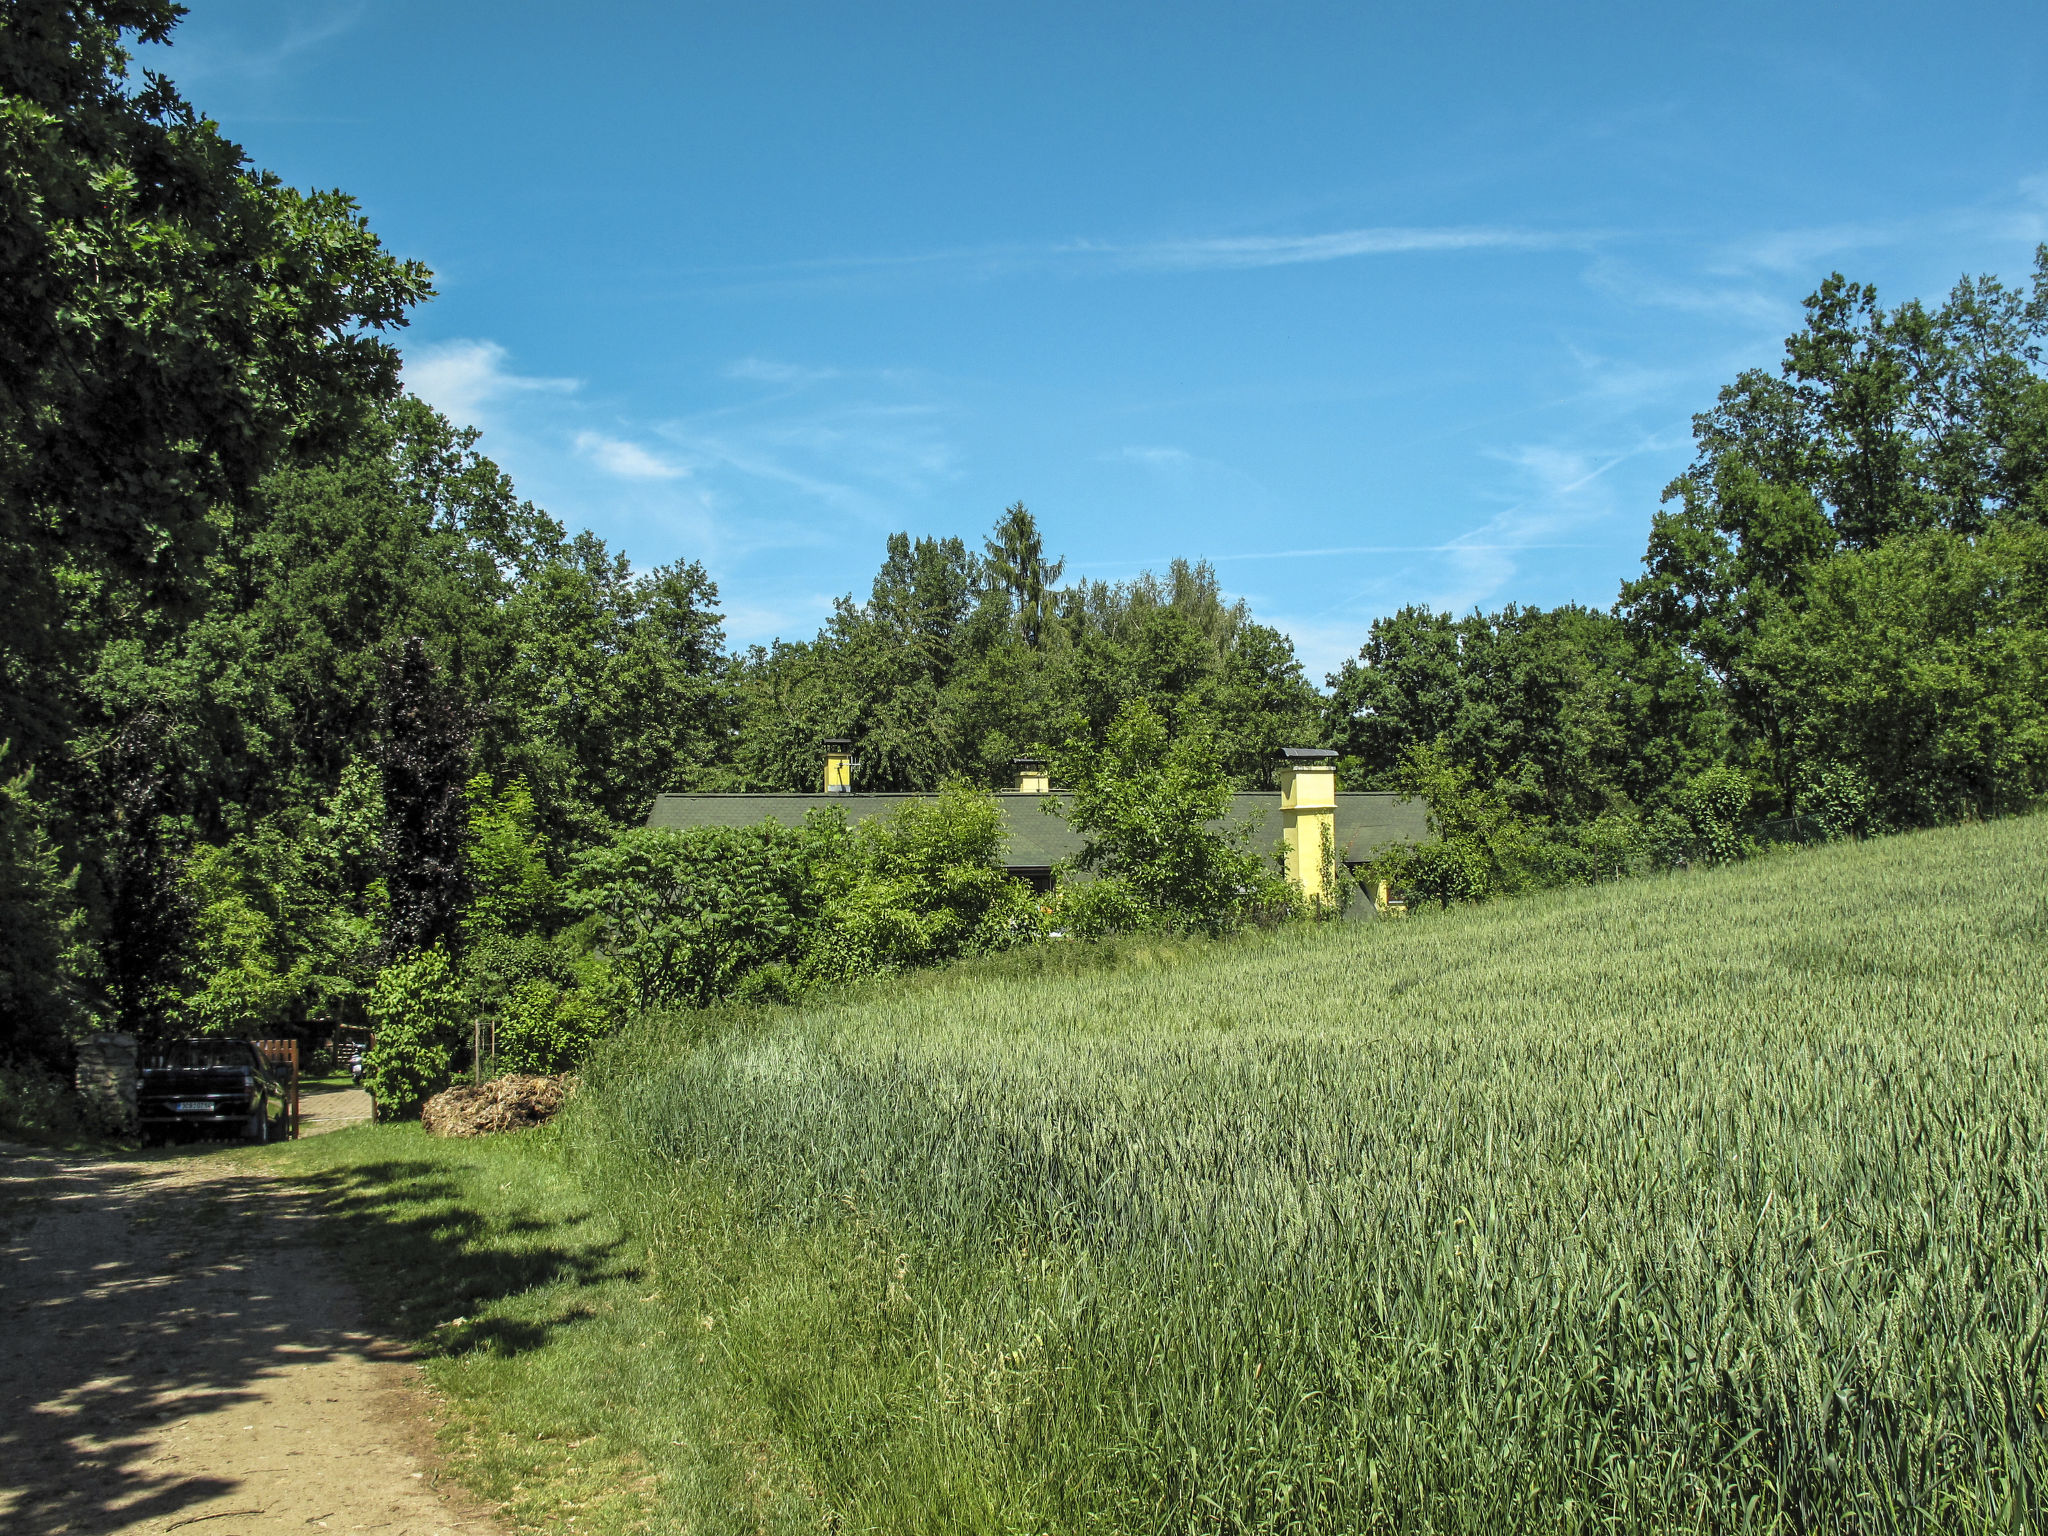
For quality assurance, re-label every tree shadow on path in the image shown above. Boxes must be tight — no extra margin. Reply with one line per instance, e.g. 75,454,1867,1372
0,1135,628,1536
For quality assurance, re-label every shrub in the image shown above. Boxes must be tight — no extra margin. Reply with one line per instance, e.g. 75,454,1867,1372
0,1061,88,1144
365,946,466,1119
1677,763,1755,865
567,817,841,1012
1801,760,1884,840
1367,739,1558,906
1049,874,1150,939
492,976,617,1076
806,782,1039,981
1047,701,1279,935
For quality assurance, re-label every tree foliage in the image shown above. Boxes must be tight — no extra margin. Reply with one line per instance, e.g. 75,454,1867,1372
1048,701,1280,936
375,638,474,960
0,753,83,1064
0,0,430,765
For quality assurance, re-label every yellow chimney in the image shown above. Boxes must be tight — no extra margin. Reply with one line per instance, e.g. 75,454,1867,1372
1277,748,1338,904
1013,756,1050,794
822,739,852,794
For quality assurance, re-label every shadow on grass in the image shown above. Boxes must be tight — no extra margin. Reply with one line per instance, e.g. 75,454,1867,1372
285,1151,637,1362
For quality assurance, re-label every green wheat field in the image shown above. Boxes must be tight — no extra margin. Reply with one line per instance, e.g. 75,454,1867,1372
431,816,2048,1532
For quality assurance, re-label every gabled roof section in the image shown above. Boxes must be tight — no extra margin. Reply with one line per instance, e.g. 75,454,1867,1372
643,790,1429,868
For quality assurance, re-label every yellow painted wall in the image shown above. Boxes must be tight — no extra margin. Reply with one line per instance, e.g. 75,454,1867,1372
1278,762,1337,903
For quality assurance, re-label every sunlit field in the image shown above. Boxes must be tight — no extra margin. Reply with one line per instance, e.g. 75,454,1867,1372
569,817,2048,1533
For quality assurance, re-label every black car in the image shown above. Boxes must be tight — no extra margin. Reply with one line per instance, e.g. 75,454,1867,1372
138,1039,291,1145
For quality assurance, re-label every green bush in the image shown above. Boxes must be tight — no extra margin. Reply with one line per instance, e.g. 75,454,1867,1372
1048,873,1149,938
0,1061,88,1144
492,975,618,1076
806,782,1041,981
1047,701,1282,935
567,818,840,1012
364,946,466,1119
567,787,1044,1005
1665,763,1755,866
1800,760,1884,840
1368,739,1561,906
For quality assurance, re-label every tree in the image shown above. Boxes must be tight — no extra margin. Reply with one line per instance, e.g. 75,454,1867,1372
375,638,474,958
95,710,194,1039
1619,250,2048,809
0,1,431,768
1326,606,1467,786
1749,526,2048,827
1048,700,1273,936
1,3,430,1053
492,542,735,841
984,501,1065,648
1328,603,1720,821
0,754,84,1064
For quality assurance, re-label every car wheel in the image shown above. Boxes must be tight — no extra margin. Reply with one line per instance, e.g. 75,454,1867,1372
246,1106,269,1144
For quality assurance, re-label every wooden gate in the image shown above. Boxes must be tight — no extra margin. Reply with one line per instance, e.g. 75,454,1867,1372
253,1039,301,1139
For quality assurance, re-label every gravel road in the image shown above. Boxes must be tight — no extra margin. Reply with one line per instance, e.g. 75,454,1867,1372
0,1115,498,1536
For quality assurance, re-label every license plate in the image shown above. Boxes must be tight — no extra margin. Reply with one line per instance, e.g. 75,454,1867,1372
172,1101,212,1112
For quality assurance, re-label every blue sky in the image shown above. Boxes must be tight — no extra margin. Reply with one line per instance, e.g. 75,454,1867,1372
142,2,2048,681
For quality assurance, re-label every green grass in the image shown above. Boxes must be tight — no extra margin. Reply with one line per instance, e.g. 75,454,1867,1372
248,1119,861,1533
265,818,2048,1533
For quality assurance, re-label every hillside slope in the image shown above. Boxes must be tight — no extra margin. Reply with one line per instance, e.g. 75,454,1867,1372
574,817,2048,1533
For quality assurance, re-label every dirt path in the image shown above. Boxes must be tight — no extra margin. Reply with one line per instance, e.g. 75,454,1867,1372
0,1133,499,1536
298,1086,373,1136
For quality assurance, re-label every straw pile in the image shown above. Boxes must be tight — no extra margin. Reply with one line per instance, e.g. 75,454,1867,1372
421,1074,571,1137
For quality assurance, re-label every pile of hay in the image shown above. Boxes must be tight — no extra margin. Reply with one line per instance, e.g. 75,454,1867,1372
421,1074,572,1137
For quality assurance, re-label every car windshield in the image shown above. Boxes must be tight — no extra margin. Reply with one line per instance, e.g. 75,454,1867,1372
147,1042,257,1070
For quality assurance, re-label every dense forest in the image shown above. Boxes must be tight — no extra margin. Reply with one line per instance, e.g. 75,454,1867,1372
3,5,2046,1101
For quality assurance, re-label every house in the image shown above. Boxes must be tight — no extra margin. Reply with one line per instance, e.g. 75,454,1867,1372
646,743,1430,916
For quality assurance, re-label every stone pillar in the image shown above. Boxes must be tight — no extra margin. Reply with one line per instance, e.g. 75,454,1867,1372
74,1032,139,1135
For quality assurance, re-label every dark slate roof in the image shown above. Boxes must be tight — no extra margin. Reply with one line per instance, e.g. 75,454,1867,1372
644,791,1429,868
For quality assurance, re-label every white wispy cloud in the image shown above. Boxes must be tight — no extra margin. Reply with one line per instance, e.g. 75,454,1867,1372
140,5,367,85
703,223,1593,292
1416,440,1665,613
1967,173,2048,244
402,339,578,430
724,357,840,386
1115,445,1193,466
1088,224,1583,272
650,398,963,536
1583,255,1790,325
1706,221,1903,277
575,432,688,481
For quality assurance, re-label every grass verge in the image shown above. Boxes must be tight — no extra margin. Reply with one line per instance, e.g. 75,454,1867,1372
249,1122,846,1534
